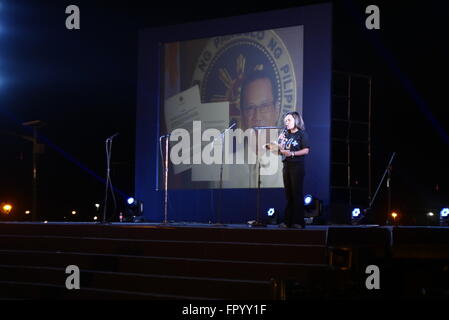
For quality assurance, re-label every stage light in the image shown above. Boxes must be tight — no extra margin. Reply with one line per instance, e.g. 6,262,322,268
425,210,439,226
124,198,144,222
71,210,77,215
25,210,30,215
93,216,98,221
304,195,322,223
304,194,313,206
266,208,278,224
350,207,365,225
440,208,449,226
95,203,100,209
1,203,12,214
352,208,361,218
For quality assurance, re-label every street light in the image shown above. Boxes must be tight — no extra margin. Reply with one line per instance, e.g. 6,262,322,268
22,120,46,221
1,203,13,214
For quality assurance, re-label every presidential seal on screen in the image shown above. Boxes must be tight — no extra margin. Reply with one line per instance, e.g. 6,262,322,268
191,30,297,129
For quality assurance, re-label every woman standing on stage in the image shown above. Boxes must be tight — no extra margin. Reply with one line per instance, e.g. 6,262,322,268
278,111,310,229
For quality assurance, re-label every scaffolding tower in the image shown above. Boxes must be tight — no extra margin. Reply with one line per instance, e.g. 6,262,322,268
330,71,372,223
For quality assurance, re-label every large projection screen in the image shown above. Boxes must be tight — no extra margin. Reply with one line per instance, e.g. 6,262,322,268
160,26,303,190
136,4,332,223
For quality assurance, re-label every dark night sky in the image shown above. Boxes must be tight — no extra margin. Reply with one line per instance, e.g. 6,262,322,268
0,0,448,223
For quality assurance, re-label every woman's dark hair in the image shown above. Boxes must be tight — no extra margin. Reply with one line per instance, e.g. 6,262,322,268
284,111,305,130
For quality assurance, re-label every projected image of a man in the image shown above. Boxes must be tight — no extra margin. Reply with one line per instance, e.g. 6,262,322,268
240,70,280,131
211,69,284,189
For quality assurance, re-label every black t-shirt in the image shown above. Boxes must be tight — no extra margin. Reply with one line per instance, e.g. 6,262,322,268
282,129,310,163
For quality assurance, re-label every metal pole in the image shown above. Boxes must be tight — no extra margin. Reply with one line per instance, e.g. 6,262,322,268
217,138,224,224
387,166,392,216
214,123,235,226
252,128,266,227
102,139,110,223
251,126,281,227
368,77,372,205
164,136,169,224
32,127,38,222
256,130,260,222
369,152,396,210
347,75,352,206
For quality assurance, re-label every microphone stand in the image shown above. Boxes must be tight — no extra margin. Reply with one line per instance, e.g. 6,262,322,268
363,152,396,224
251,126,283,227
212,122,236,226
159,134,170,224
102,133,119,224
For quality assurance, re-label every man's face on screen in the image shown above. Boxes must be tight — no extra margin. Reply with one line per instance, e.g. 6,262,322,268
240,77,278,130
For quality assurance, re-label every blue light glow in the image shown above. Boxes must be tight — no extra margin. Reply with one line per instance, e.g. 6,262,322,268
440,208,449,218
352,208,361,218
127,197,135,205
304,195,312,206
267,208,275,217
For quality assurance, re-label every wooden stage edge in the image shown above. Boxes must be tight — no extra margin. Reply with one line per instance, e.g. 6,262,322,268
1,222,449,299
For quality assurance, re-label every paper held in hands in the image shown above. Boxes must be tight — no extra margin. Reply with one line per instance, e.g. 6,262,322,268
264,142,280,153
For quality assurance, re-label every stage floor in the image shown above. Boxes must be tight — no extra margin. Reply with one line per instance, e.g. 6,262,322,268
3,220,447,230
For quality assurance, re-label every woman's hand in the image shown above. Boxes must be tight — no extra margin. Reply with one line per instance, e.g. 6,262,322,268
264,142,279,151
279,149,292,157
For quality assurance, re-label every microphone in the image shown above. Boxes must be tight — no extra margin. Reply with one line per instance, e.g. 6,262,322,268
282,127,288,136
278,127,288,145
224,121,236,134
106,132,119,141
159,133,171,139
218,122,236,138
212,122,237,149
